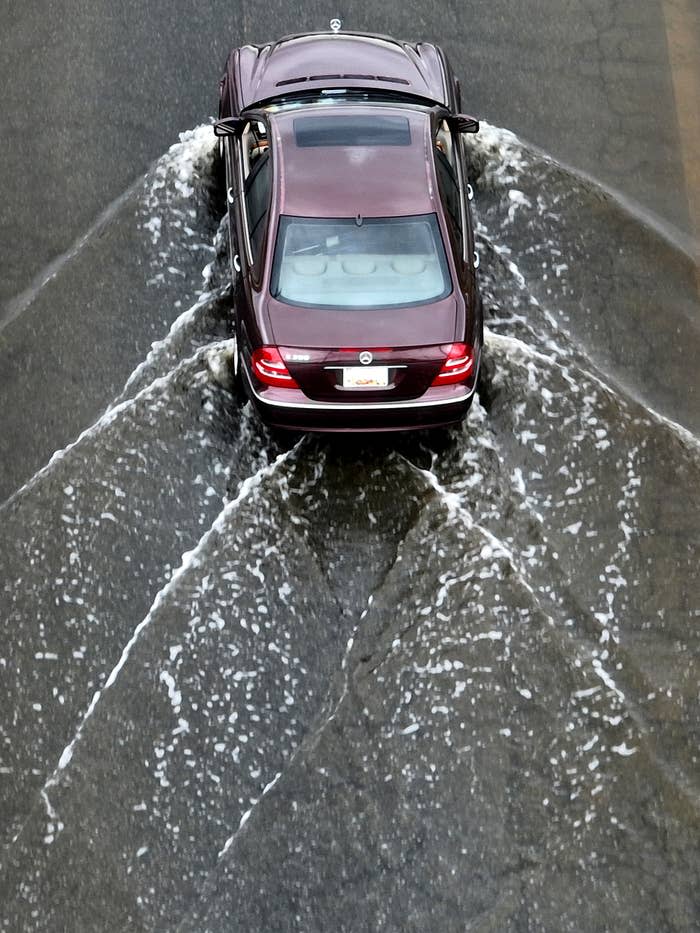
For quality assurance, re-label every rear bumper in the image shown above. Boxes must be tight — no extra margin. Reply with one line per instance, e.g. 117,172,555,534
242,364,475,432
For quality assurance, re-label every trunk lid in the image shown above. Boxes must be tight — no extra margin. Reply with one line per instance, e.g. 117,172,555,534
265,294,458,348
266,295,459,402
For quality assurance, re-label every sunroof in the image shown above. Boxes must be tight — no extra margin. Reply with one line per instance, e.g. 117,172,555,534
293,115,411,147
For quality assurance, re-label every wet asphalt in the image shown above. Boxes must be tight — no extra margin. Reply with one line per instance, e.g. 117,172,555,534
1,2,699,932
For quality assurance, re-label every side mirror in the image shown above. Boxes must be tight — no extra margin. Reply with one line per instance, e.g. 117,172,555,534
453,114,479,134
214,117,244,137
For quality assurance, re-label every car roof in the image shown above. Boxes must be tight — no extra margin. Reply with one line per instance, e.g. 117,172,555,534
233,32,449,111
270,104,437,218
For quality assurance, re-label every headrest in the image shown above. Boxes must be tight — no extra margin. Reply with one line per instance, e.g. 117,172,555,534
391,256,427,275
341,257,377,275
291,256,327,276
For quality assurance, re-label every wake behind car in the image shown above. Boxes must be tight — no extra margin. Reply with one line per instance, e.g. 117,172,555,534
216,23,483,432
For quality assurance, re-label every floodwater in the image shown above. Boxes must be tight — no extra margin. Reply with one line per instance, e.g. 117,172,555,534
1,125,699,931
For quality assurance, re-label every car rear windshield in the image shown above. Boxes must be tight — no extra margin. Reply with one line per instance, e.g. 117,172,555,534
270,214,451,310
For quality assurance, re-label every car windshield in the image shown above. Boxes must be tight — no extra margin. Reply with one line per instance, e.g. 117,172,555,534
270,214,451,309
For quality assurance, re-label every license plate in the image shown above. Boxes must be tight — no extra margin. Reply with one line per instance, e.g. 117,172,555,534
342,366,389,388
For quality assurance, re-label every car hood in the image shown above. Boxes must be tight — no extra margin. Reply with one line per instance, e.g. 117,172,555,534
235,33,448,110
264,294,459,349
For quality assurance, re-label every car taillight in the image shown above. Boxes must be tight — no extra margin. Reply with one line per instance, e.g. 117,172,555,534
431,342,475,386
251,346,299,389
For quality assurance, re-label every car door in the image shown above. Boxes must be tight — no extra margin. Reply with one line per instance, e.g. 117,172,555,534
229,121,272,357
433,120,481,349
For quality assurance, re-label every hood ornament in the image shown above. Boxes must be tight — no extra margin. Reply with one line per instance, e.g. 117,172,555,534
359,351,373,365
330,18,342,33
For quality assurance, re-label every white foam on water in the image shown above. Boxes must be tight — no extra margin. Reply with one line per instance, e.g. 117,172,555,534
141,124,217,246
395,454,580,696
218,770,282,859
468,121,531,190
1,339,232,512
477,174,700,451
117,288,229,402
471,119,696,258
506,189,533,223
12,441,304,848
486,328,700,451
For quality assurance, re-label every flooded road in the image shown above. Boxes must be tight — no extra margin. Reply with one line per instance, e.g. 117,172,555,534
1,121,698,931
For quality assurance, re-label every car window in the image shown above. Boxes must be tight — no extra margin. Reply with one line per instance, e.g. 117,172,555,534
271,214,451,310
244,151,271,266
434,147,463,253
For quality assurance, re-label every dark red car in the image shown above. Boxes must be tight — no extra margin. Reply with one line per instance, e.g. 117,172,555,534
216,25,483,432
